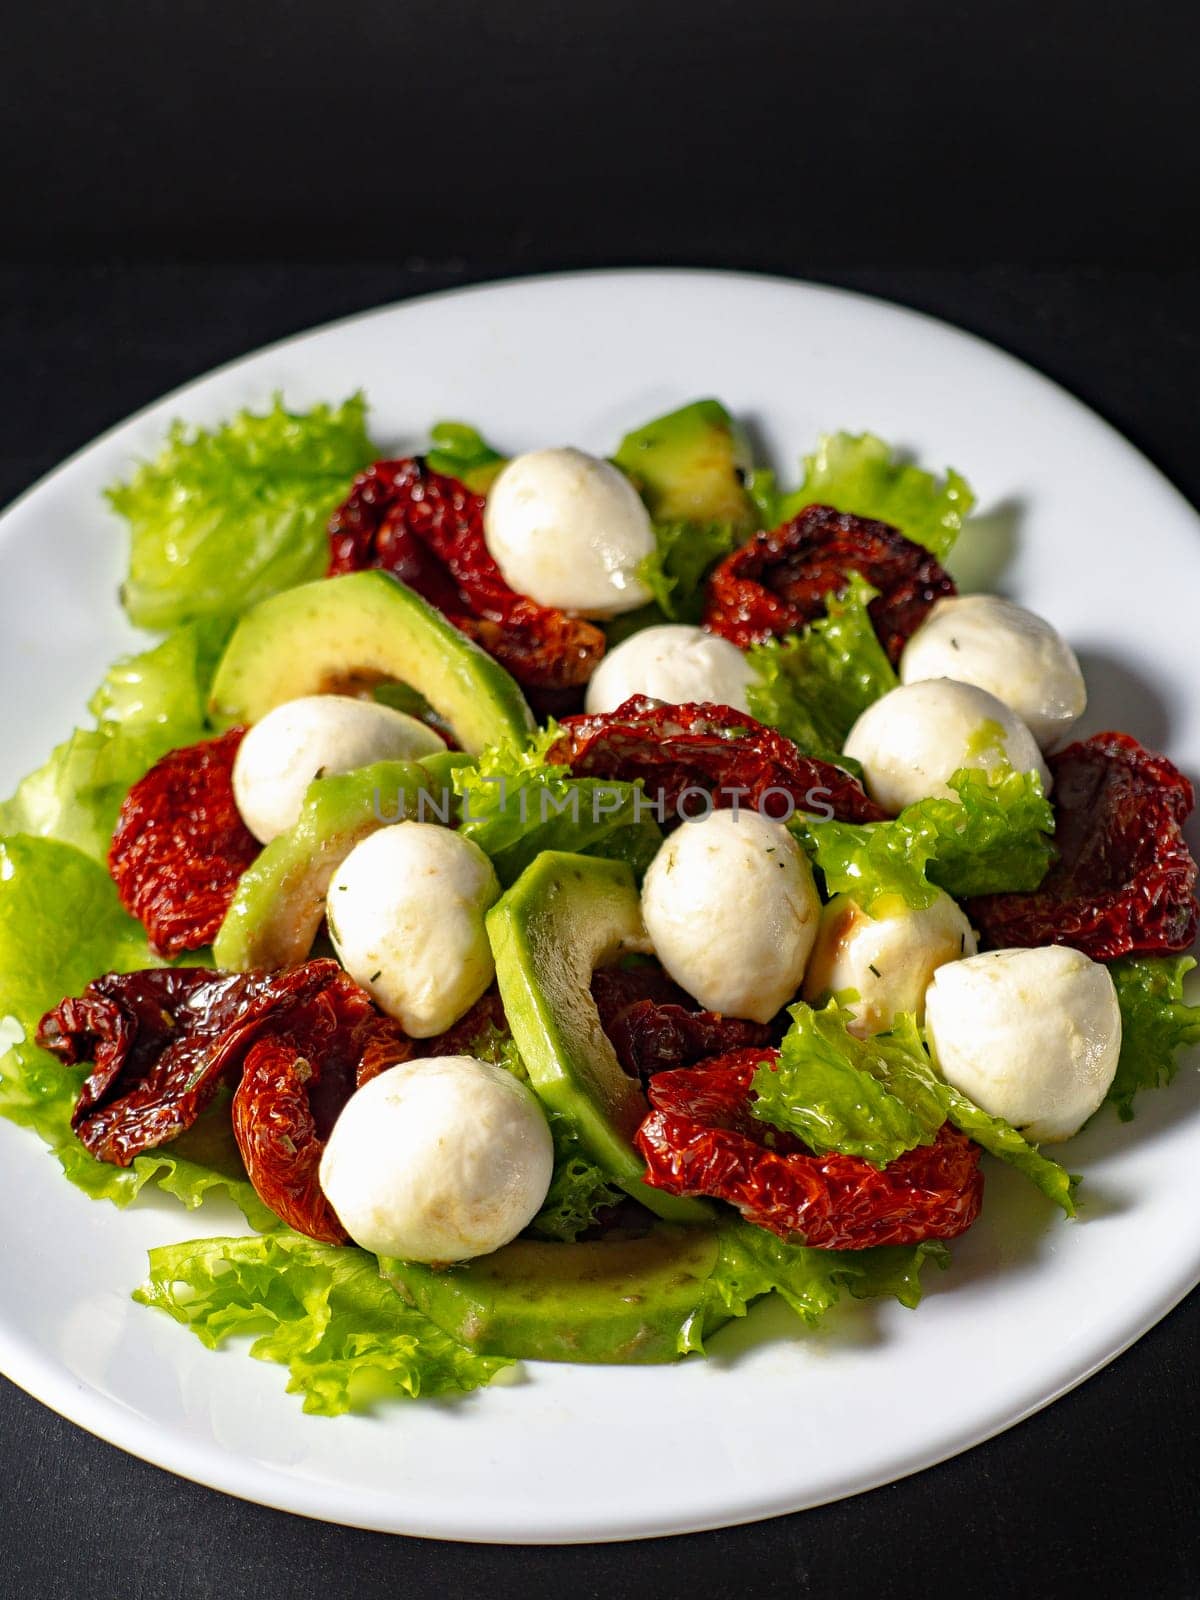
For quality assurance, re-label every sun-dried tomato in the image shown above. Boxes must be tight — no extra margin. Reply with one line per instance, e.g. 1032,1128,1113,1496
548,695,885,824
968,731,1200,960
38,967,276,1163
108,729,260,958
704,503,956,663
590,960,777,1083
230,965,412,1242
328,458,605,709
39,960,411,1241
636,1047,983,1248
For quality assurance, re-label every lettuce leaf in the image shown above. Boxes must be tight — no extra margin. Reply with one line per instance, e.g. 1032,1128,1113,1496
796,763,1055,912
454,729,662,886
636,521,742,624
753,1002,1076,1213
107,394,376,630
464,1010,620,1241
751,1002,941,1166
682,1217,948,1350
0,835,273,1226
424,420,507,493
777,432,975,559
1106,956,1200,1120
134,1232,508,1415
746,576,896,765
0,619,231,861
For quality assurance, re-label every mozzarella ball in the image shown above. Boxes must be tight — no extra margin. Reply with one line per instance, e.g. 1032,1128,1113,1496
585,624,755,715
233,694,444,843
483,447,655,617
327,823,499,1037
319,1056,554,1262
641,808,820,1023
901,595,1086,750
925,946,1122,1142
802,890,977,1036
843,678,1051,815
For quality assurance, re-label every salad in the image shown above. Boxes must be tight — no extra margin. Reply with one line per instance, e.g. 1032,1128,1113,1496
1,394,1198,1417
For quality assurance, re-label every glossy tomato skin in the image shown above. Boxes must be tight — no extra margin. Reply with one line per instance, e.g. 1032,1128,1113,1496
108,728,260,958
636,1047,983,1249
39,961,411,1241
704,503,956,663
328,457,604,709
229,967,411,1242
39,967,278,1163
549,695,885,825
969,731,1200,960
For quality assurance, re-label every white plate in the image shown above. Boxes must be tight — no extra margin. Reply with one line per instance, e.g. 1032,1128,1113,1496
0,270,1197,1544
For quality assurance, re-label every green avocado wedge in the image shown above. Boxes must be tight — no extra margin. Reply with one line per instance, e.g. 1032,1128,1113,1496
208,570,534,755
487,851,709,1225
382,1224,726,1364
213,756,466,971
613,398,756,532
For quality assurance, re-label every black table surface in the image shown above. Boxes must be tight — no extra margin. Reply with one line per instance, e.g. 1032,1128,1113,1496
1,261,1198,1599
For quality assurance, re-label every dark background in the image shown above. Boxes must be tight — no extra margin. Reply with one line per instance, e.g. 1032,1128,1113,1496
3,2,1199,1596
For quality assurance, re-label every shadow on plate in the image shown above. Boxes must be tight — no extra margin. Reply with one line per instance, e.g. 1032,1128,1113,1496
1071,646,1178,752
946,497,1024,594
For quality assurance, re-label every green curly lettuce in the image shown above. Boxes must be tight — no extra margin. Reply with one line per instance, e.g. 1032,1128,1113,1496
636,521,742,624
750,1002,944,1166
795,763,1055,912
746,576,896,765
0,835,274,1224
776,432,975,559
425,420,507,492
134,1233,508,1416
454,728,662,887
682,1217,948,1351
1106,956,1200,1120
0,618,231,861
107,394,376,630
753,1003,1076,1213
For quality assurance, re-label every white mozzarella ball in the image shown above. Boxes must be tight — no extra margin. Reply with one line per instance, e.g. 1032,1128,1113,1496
232,694,444,844
901,595,1086,750
584,624,755,715
319,1056,554,1262
641,808,820,1023
802,890,977,1036
327,823,499,1038
843,678,1051,815
483,447,655,617
925,945,1122,1142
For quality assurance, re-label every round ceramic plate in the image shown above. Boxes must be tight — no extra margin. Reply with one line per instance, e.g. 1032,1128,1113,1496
0,271,1197,1543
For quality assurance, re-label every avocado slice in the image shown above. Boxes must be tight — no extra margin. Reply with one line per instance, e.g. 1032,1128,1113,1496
613,398,756,532
208,571,534,755
487,851,709,1224
382,1224,727,1364
213,756,463,971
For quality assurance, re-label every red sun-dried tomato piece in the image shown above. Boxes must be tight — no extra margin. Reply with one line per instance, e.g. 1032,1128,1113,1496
609,1000,777,1086
38,960,412,1241
968,731,1199,960
327,458,605,708
230,964,412,1242
704,503,956,663
38,967,277,1164
591,960,777,1083
108,729,260,958
636,1047,983,1248
548,695,885,824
